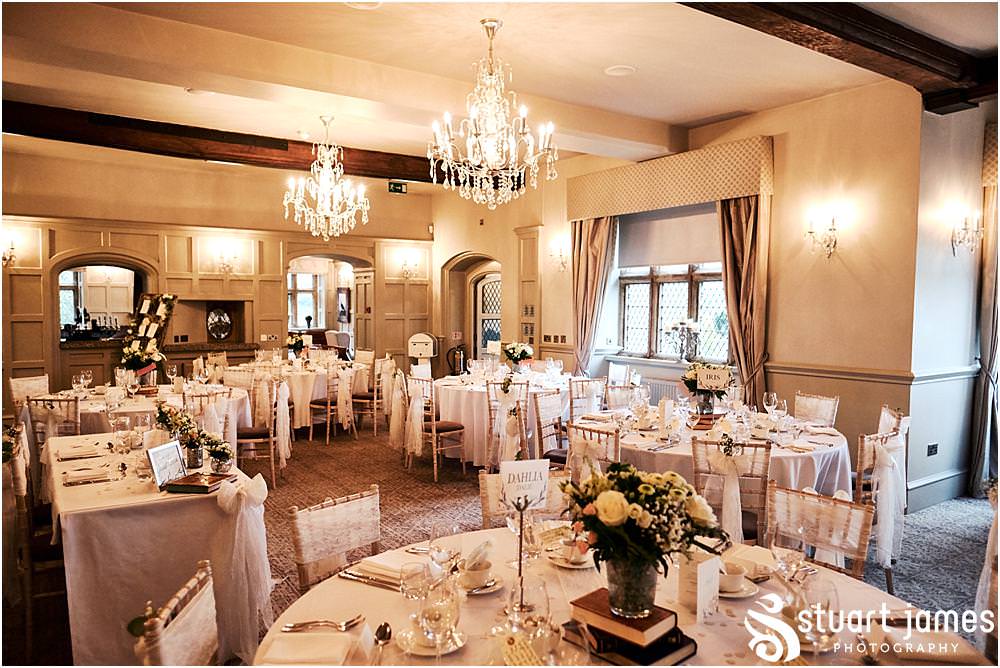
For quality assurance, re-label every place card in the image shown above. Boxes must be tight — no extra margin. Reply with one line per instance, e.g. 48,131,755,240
486,340,501,355
678,551,720,622
146,322,158,338
696,367,731,391
139,298,151,314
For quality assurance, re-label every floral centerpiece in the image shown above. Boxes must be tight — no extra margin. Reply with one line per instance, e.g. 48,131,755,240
154,403,196,438
561,463,730,618
502,341,533,365
2,425,20,463
202,433,234,473
120,334,167,381
681,362,732,415
287,333,305,357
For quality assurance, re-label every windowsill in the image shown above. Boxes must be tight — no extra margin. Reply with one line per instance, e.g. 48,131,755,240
605,354,689,374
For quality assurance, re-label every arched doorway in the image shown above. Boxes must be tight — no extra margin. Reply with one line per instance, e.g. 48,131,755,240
440,252,501,366
285,253,373,353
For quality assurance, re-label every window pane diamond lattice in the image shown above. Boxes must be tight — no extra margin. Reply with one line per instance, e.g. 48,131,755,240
656,282,689,355
697,280,728,362
623,283,650,354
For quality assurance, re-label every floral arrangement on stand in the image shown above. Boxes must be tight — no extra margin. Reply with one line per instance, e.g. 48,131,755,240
681,362,732,416
286,333,305,357
154,403,196,441
120,335,167,378
502,342,533,365
561,462,729,617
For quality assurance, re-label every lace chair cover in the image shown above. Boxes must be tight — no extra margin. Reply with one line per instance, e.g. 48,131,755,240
692,439,771,544
793,391,840,426
802,486,852,568
478,469,571,529
336,367,355,429
354,350,375,388
134,561,218,666
274,381,291,468
224,367,255,391
607,362,629,385
534,390,565,454
766,481,874,579
877,404,905,434
860,424,909,568
404,385,426,457
605,384,633,410
566,424,620,483
9,375,49,407
379,358,397,417
289,485,380,592
215,474,273,663
206,352,229,369
388,371,406,450
569,378,606,422
975,491,998,652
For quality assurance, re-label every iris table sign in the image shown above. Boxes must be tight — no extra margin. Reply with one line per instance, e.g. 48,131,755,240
743,593,996,664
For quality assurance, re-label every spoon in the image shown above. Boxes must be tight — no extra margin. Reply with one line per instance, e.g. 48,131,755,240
374,622,392,665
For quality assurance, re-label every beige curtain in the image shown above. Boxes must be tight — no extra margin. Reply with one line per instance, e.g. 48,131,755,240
571,217,617,375
969,183,998,495
717,195,770,408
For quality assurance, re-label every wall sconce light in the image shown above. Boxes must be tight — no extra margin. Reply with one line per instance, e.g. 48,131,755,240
951,214,983,255
805,218,839,258
1,236,15,269
217,252,237,275
400,259,417,279
550,247,569,272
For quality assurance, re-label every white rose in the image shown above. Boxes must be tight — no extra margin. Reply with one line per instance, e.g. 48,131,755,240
685,494,717,527
638,510,654,529
593,490,630,527
627,503,643,520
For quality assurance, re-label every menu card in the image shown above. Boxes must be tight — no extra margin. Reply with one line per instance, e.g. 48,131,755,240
678,551,719,622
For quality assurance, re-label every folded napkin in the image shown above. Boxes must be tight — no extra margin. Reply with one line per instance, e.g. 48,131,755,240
258,633,353,665
355,550,419,581
723,543,776,575
866,627,986,664
64,469,110,484
465,539,493,570
804,425,839,436
786,440,821,452
58,446,100,460
580,413,613,422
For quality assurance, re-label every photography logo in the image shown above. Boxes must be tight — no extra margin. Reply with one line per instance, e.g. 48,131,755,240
744,593,801,663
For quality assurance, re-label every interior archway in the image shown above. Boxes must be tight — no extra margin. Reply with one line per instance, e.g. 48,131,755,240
440,252,501,373
285,253,373,353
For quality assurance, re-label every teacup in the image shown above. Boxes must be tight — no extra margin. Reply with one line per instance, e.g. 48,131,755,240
719,561,748,592
460,560,493,589
562,539,589,564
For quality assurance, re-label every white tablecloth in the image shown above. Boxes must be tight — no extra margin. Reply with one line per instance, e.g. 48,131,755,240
435,376,570,467
253,526,980,666
615,428,853,497
230,363,368,429
43,433,270,665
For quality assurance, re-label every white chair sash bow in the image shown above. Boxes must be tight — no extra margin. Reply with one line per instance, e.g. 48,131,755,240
871,431,907,568
380,360,397,418
404,390,425,457
706,451,751,544
570,436,605,482
584,383,601,413
388,371,406,450
492,393,520,468
215,473,274,663
274,382,291,468
336,368,354,429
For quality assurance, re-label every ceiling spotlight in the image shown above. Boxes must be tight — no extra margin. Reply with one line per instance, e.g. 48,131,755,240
603,65,637,77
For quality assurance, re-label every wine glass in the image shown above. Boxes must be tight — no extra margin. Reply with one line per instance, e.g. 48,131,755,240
800,578,839,653
165,364,178,386
71,374,84,396
428,522,463,574
419,577,461,663
399,562,432,647
111,415,132,454
126,373,140,400
81,369,94,391
773,399,789,433
762,391,778,416
506,574,550,634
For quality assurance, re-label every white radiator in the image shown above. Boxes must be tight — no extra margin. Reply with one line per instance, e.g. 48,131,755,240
646,378,682,404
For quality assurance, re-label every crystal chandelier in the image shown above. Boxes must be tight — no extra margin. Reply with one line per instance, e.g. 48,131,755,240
428,18,558,210
283,116,370,240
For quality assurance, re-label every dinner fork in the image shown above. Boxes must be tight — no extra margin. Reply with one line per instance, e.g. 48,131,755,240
281,614,365,633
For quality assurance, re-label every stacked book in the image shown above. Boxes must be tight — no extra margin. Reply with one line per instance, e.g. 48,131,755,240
565,588,696,665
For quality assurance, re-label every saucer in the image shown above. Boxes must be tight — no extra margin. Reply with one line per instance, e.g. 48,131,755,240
546,553,594,570
463,576,504,595
397,630,467,656
719,580,759,599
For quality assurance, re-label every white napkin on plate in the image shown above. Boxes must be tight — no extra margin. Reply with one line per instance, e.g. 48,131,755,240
804,425,839,436
59,446,100,460
580,413,612,422
64,469,110,484
355,550,420,581
786,440,821,452
258,633,353,665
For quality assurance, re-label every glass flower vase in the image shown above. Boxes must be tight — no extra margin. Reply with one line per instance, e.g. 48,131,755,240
210,457,233,474
695,392,715,415
605,559,658,618
186,445,203,469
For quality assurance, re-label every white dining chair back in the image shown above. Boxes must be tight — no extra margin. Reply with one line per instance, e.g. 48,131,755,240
793,391,840,426
289,485,380,593
604,384,633,411
9,375,49,409
134,560,218,666
691,438,772,544
568,377,606,423
607,362,629,385
566,422,621,482
877,404,906,434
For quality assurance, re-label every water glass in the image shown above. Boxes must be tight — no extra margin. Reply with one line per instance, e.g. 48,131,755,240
165,364,178,384
506,574,550,633
71,374,84,395
762,391,778,416
428,522,464,573
111,415,132,454
801,578,839,652
81,369,94,389
419,578,461,662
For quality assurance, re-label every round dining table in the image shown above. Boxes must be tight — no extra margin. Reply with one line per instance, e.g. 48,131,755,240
253,526,982,666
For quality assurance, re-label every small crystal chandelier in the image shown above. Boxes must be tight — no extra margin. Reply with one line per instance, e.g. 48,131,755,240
283,116,370,240
428,18,558,210
951,214,983,255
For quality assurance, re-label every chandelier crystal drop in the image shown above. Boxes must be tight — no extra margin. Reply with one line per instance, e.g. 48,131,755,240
428,18,558,210
283,116,370,240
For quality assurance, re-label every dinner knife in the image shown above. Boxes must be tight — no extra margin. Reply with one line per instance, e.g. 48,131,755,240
337,570,400,592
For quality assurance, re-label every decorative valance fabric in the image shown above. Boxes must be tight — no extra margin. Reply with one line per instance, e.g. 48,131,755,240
567,136,774,221
984,123,997,187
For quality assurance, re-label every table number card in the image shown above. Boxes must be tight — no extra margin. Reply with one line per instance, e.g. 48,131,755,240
678,551,720,622
486,340,502,356
499,459,549,510
696,367,732,391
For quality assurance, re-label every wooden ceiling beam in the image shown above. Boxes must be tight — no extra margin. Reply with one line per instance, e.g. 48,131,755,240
1,101,437,182
683,2,996,114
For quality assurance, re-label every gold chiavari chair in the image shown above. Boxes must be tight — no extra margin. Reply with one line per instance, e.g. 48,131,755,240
855,425,909,594
533,388,567,468
604,383,634,411
568,377,606,424
353,356,389,435
691,438,772,544
289,485,380,594
793,391,840,427
309,368,341,445
478,470,571,530
134,561,218,665
565,422,621,481
407,377,465,483
26,397,81,448
183,387,233,419
485,380,530,468
235,380,283,488
766,481,875,580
